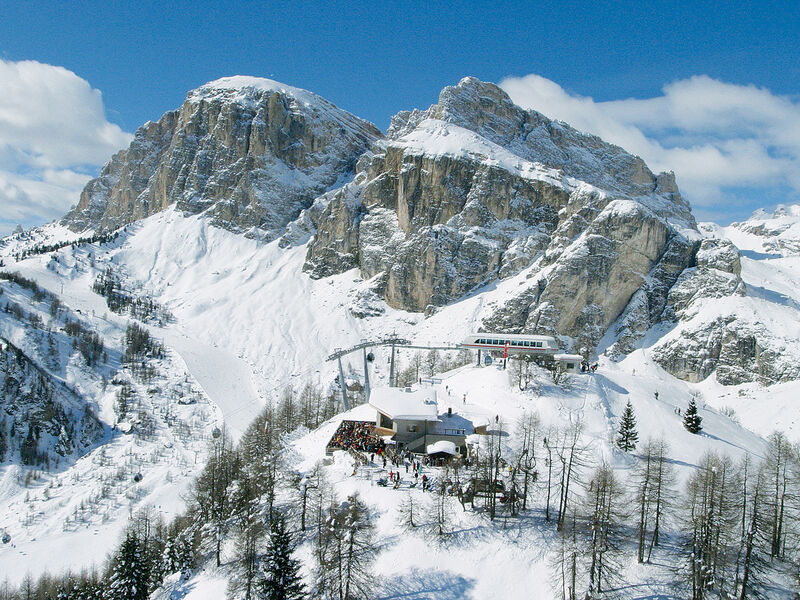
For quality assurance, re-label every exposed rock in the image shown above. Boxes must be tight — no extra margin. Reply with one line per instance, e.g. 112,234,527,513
651,317,800,385
62,74,800,386
66,113,178,232
65,76,381,239
695,238,741,275
306,78,698,352
645,237,800,385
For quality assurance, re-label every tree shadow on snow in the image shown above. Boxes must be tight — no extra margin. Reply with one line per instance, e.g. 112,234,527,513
593,373,629,395
378,568,474,600
699,430,748,452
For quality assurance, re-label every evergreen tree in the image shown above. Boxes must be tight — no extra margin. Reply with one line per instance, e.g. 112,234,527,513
164,529,195,580
683,397,703,434
257,512,305,600
106,531,150,600
616,400,639,452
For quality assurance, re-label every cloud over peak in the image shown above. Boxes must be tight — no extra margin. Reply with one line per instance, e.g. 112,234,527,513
500,74,800,219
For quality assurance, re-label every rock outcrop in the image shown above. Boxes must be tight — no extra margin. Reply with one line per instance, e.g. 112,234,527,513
65,77,382,239
304,77,699,350
649,229,800,385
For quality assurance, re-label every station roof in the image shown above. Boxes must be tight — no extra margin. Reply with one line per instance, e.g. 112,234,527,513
369,387,440,421
554,353,584,361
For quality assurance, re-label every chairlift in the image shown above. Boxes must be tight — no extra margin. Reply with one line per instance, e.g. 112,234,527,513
366,352,375,362
133,473,143,483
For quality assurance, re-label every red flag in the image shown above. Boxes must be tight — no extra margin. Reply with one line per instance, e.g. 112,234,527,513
504,342,508,359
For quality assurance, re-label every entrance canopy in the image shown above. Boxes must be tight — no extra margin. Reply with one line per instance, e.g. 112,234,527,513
426,440,458,456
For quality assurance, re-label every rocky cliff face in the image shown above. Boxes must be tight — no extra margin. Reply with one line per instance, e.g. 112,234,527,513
304,77,699,352
65,77,382,239
647,215,800,385
60,75,800,385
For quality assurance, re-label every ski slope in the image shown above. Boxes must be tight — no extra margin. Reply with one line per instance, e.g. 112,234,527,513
1,206,799,587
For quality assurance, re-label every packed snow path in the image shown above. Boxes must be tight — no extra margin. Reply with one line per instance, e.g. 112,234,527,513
162,330,263,441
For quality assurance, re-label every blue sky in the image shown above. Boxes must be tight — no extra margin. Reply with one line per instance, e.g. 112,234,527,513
1,0,799,233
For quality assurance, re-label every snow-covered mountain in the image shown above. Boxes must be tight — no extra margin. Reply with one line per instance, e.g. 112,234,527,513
65,76,381,239
1,76,799,595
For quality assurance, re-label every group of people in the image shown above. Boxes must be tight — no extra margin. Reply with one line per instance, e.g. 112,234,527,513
580,361,598,373
380,465,432,491
370,449,435,491
327,420,384,453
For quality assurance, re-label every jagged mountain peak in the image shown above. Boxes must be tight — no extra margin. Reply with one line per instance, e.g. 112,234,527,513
186,75,379,135
388,78,692,218
304,77,702,358
64,75,381,238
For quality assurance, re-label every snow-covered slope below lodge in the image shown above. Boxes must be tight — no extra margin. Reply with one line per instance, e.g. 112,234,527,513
0,204,799,588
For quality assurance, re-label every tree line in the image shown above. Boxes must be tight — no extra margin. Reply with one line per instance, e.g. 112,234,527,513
9,231,119,263
0,381,378,600
2,381,798,600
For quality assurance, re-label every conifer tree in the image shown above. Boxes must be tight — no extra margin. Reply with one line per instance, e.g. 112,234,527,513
257,512,305,600
616,400,638,452
683,397,703,434
106,531,150,600
164,529,195,580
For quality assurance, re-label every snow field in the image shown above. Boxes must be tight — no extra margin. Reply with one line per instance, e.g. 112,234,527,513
2,206,799,594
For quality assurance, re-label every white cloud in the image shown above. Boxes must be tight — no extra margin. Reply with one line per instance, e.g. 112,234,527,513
0,59,132,236
499,74,800,217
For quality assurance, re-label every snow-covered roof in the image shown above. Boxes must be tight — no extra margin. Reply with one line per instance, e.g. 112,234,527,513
554,353,583,361
426,440,458,456
369,387,440,421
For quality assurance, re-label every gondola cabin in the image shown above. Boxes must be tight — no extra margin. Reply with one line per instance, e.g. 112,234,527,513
460,333,559,355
